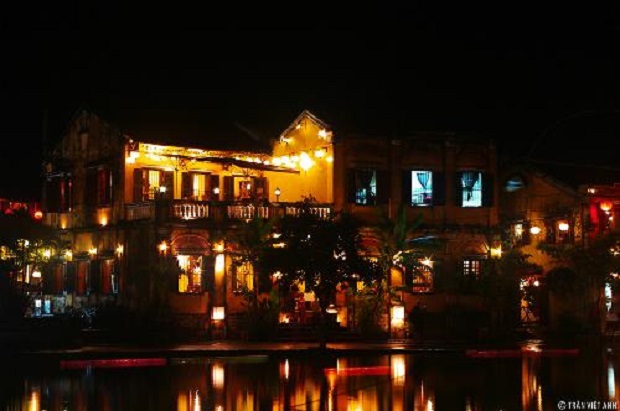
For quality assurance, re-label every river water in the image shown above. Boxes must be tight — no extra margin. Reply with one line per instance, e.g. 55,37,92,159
2,340,619,410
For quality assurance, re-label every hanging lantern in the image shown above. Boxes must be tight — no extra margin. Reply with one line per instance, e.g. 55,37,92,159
600,200,613,212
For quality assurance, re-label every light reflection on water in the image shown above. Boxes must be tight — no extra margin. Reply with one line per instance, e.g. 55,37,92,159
3,343,619,411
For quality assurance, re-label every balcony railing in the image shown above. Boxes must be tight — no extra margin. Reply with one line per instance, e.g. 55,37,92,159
172,201,209,220
123,200,333,222
125,202,153,221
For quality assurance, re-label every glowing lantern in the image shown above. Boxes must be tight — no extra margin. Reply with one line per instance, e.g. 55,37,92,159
530,226,541,235
34,210,43,220
600,200,613,212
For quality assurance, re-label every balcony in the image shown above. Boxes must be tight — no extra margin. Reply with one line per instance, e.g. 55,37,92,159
124,200,333,223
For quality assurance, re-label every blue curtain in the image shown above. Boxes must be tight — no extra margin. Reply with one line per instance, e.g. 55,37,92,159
416,171,430,189
461,171,479,201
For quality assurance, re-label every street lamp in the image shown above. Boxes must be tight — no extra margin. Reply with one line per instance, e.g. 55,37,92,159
274,187,281,202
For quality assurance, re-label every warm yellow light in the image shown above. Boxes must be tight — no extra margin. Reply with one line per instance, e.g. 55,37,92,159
514,224,523,236
211,363,225,388
299,152,314,171
325,156,334,163
600,200,614,212
65,249,73,260
530,226,541,235
88,247,98,256
212,306,225,321
318,129,327,139
422,257,433,267
159,186,167,193
100,216,108,226
32,269,41,278
43,249,51,259
392,305,405,320
213,186,220,195
391,354,406,385
558,222,570,231
159,241,167,253
125,156,136,164
215,254,225,273
116,244,124,255
326,304,337,314
490,246,502,258
314,149,325,158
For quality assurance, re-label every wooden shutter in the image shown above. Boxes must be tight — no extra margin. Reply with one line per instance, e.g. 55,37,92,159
402,170,412,206
90,260,101,293
223,176,234,202
255,177,268,202
86,169,98,207
432,171,445,206
76,262,87,295
202,255,215,294
64,178,73,212
101,260,112,294
133,168,144,202
454,172,463,206
65,262,76,293
42,265,54,294
347,169,357,204
162,171,174,199
45,178,61,212
376,170,390,205
97,168,112,206
182,172,193,199
481,172,494,207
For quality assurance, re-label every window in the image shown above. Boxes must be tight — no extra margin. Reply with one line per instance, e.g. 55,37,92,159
177,255,203,294
45,175,72,212
511,222,531,245
463,259,482,277
182,172,210,201
411,259,434,293
133,169,173,202
97,168,112,205
86,167,112,207
460,171,482,207
348,168,377,205
455,171,495,208
100,259,118,295
411,171,433,206
505,174,526,192
233,261,254,292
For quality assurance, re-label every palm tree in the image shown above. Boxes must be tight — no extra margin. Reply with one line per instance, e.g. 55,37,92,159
373,205,438,336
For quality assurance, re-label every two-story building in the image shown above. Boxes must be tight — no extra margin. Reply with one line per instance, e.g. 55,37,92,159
500,159,620,331
40,107,500,337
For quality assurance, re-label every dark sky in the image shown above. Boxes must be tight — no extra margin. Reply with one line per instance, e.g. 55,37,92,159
2,4,620,200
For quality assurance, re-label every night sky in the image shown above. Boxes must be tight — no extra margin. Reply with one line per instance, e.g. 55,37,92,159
2,4,619,200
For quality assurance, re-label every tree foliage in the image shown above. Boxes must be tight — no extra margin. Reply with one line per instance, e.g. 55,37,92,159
257,206,382,347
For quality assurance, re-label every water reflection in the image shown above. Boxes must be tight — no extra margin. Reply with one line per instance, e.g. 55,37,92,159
4,343,620,411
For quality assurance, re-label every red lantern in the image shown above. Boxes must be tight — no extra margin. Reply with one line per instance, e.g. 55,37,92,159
600,200,613,212
34,210,43,220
